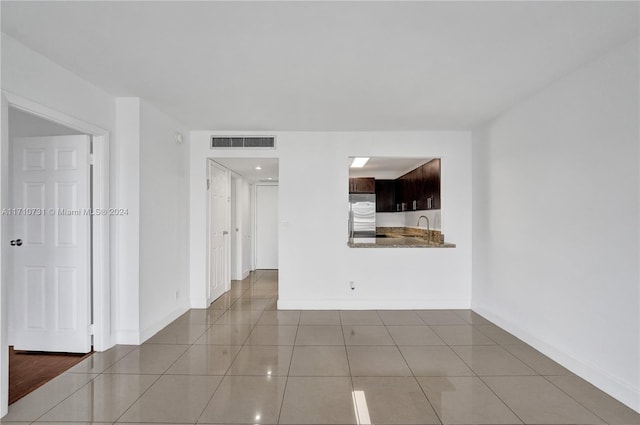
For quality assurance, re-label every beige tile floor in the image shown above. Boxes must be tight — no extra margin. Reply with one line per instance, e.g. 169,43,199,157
3,270,639,424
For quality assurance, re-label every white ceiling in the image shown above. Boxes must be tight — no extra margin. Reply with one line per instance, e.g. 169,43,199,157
213,158,279,182
2,1,638,131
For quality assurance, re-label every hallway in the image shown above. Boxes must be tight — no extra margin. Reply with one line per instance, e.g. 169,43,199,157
2,270,638,424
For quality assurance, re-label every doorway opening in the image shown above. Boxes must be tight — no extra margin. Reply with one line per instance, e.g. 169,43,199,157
2,97,111,411
206,158,279,306
8,346,92,404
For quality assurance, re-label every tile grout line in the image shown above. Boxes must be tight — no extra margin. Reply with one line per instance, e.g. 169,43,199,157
539,374,613,425
28,339,138,422
22,294,621,425
194,272,262,424
22,343,137,422
274,303,300,424
195,270,271,424
107,371,164,423
27,372,101,423
387,319,444,425
339,310,361,425
450,336,529,425
474,375,529,425
114,273,252,424
443,311,528,424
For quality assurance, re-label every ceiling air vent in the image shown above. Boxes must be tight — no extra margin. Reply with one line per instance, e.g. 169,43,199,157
211,136,276,149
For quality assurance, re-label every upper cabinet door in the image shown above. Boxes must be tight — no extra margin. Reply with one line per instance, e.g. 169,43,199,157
394,178,404,211
349,177,375,194
397,167,422,210
375,180,396,212
422,159,441,210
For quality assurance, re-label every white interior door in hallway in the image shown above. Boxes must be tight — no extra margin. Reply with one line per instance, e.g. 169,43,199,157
207,160,230,304
230,175,239,280
255,184,278,269
10,135,91,353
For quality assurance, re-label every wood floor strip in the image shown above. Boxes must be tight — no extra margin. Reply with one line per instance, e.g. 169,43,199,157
9,345,93,405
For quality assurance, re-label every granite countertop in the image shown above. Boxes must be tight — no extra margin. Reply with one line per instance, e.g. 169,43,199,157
348,227,456,248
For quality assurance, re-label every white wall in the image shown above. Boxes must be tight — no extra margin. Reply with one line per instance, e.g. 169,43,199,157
113,98,141,344
472,38,639,411
1,36,191,352
115,98,191,343
138,100,190,339
8,107,84,138
1,35,116,132
190,131,472,309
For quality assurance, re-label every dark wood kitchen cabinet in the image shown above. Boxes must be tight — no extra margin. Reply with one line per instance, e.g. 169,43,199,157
387,158,441,211
366,159,441,212
397,166,423,211
421,158,441,210
349,177,375,194
393,179,404,211
375,180,396,212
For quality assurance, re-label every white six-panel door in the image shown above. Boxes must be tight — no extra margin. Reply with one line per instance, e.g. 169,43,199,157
207,160,229,304
10,136,91,353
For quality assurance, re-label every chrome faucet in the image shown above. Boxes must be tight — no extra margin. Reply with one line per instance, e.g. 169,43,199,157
417,215,430,240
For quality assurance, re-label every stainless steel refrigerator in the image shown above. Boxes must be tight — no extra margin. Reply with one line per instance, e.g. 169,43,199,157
348,193,376,238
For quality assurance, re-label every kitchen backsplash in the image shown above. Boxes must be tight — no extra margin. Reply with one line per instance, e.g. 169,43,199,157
376,209,442,230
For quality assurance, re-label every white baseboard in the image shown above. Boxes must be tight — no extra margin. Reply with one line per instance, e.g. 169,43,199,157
139,303,191,343
190,297,208,309
115,330,141,345
233,270,250,280
473,305,640,413
277,298,471,310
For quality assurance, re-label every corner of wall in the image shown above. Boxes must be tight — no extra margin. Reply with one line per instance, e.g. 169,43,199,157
139,301,190,343
470,123,491,308
114,97,141,341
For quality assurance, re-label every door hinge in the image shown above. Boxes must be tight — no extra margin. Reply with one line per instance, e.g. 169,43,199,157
207,179,210,190
89,324,96,335
89,153,95,165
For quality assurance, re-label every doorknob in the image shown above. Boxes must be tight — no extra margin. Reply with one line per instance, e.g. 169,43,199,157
10,239,23,246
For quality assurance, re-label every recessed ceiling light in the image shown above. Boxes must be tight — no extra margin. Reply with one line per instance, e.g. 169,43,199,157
350,157,370,168
267,177,273,180
255,166,262,170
